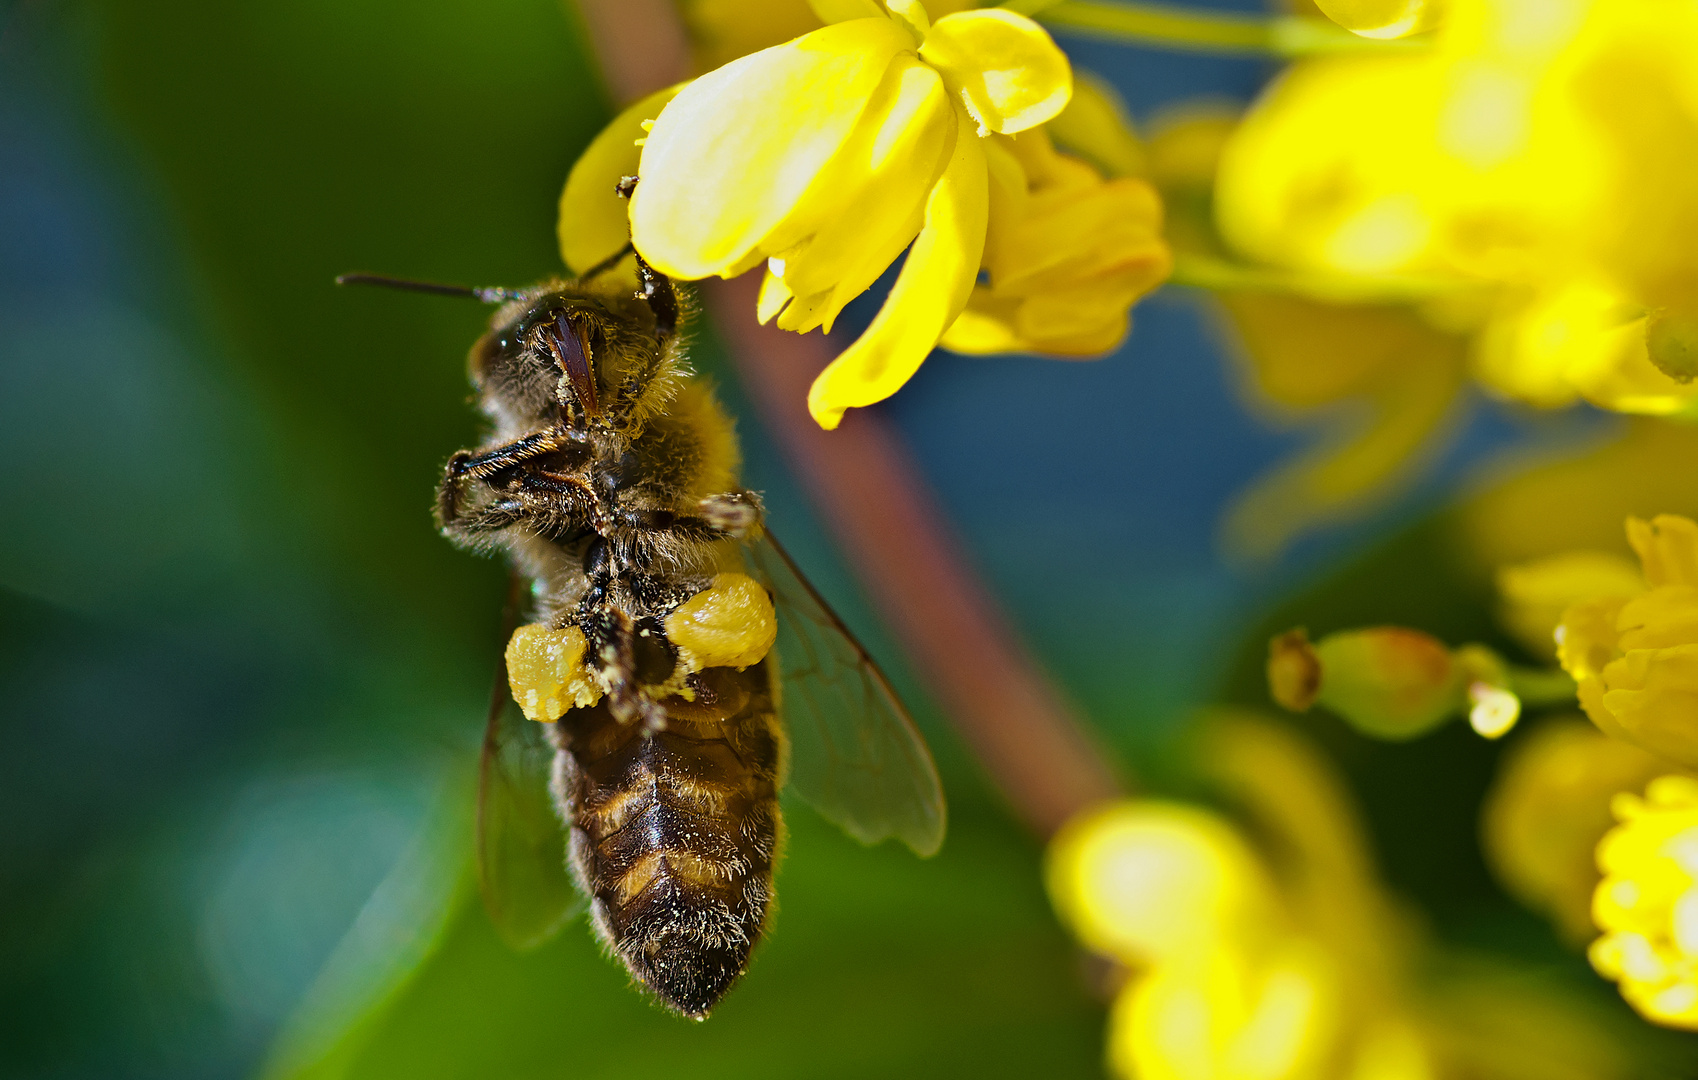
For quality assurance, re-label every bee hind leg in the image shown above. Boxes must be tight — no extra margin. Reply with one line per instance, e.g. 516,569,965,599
583,607,666,731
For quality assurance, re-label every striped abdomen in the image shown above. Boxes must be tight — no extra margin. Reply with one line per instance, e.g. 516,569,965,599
549,663,782,1017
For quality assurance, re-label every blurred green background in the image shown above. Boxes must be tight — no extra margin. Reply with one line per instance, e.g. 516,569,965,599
2,0,1687,1077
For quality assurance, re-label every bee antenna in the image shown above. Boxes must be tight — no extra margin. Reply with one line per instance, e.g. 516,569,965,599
335,273,519,305
576,242,635,284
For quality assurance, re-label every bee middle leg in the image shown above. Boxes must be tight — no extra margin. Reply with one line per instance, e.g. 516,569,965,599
613,490,766,541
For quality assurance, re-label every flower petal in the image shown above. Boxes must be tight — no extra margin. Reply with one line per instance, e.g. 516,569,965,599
756,266,792,324
630,17,916,280
807,106,988,428
919,9,1071,135
769,54,954,303
558,84,685,276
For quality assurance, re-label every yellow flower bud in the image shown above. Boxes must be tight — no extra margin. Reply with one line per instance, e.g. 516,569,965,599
663,572,777,673
505,623,601,722
1266,628,1323,713
1271,626,1465,740
1590,775,1698,1029
1483,718,1669,944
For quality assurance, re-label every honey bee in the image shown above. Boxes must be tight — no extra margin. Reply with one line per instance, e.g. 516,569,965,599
340,260,945,1018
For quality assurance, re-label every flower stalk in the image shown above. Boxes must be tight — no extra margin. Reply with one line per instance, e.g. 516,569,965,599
1003,0,1429,57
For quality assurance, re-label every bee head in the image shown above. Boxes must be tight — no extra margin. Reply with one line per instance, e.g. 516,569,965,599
471,281,678,432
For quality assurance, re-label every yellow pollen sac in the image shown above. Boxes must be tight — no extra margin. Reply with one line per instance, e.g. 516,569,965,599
664,573,777,673
505,623,601,722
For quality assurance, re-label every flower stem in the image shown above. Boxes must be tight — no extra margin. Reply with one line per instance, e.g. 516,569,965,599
1506,666,1579,709
1002,0,1430,58
1168,252,1480,305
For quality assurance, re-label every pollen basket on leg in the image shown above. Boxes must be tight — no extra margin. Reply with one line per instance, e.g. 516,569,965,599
506,623,602,721
665,573,778,673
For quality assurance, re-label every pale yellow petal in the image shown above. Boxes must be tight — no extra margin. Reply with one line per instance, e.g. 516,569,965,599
630,17,914,279
920,9,1072,135
808,107,988,428
767,54,953,301
558,84,685,276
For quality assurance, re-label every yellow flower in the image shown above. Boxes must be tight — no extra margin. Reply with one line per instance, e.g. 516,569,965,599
1482,717,1669,944
626,1,1072,428
1590,775,1698,1029
1048,799,1347,1080
1110,940,1342,1080
940,125,1170,357
1557,515,1698,766
1456,416,1698,572
1046,801,1282,967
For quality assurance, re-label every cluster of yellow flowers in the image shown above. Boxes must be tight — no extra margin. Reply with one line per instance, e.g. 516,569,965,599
560,0,1170,429
1046,714,1629,1079
1259,511,1698,1028
1482,514,1698,1027
1217,0,1698,417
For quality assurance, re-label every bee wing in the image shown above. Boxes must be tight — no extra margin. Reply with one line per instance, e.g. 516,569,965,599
477,578,584,951
745,532,946,857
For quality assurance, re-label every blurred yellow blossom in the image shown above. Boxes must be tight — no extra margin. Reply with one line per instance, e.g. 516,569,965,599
1047,801,1282,967
1457,417,1698,571
1138,99,1472,560
1211,0,1698,417
1048,797,1355,1080
1049,713,1630,1080
1482,717,1669,943
1556,515,1698,766
1591,775,1698,1029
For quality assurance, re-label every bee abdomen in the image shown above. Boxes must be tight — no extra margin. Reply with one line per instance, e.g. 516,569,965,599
553,664,781,1018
